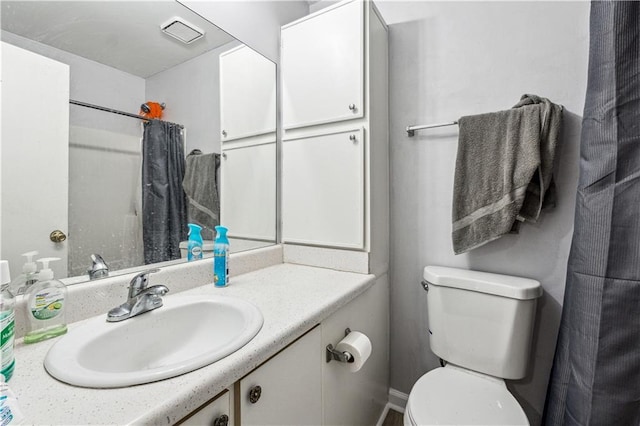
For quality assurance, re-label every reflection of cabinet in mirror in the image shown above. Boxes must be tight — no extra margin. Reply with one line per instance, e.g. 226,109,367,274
219,45,276,244
281,0,388,260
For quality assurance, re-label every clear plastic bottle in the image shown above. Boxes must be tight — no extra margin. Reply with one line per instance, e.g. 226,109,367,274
213,225,229,287
0,261,16,382
24,258,67,344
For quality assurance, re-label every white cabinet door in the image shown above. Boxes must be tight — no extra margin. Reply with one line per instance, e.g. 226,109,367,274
178,389,231,426
282,0,364,130
1,42,69,278
238,326,322,425
220,44,276,141
283,129,364,249
221,142,276,241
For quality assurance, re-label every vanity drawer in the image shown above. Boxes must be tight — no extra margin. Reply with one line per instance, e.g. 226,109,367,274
178,389,232,426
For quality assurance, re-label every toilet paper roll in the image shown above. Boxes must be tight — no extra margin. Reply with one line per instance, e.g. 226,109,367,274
335,331,372,372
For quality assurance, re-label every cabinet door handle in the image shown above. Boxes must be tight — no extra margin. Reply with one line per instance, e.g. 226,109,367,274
349,134,357,143
222,130,227,137
213,414,229,426
248,385,262,404
348,104,357,111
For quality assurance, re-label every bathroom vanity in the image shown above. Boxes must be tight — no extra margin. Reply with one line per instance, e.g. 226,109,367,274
8,249,389,425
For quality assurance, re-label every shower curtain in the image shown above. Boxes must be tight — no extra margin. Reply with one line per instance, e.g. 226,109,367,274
544,2,640,424
142,120,187,264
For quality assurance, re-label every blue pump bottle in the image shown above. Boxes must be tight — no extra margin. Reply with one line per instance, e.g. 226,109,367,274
213,226,229,287
187,223,203,261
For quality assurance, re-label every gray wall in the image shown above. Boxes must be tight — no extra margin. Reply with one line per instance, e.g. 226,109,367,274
377,1,590,423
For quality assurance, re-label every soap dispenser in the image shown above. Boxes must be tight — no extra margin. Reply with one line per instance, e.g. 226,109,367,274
10,251,39,296
24,258,67,344
187,223,203,261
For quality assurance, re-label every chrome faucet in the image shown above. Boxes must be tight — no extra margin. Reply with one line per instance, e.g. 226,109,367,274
106,268,169,322
88,254,109,280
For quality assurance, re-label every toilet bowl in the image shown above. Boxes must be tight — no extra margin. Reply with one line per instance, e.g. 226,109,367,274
403,266,542,426
404,365,528,426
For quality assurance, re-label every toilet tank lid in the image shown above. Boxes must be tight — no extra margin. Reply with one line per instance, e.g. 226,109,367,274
423,266,542,300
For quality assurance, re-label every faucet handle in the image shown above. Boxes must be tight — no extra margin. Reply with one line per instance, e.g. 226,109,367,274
128,268,161,298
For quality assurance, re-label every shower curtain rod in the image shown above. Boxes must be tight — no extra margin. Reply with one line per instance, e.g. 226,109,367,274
69,99,184,129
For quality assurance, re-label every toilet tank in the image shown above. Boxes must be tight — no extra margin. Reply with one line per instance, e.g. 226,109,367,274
424,266,542,380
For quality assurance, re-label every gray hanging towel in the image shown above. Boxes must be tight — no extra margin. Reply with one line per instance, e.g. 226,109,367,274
182,150,221,241
452,94,563,254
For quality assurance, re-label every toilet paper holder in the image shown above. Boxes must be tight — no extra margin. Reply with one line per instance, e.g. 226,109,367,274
326,328,355,364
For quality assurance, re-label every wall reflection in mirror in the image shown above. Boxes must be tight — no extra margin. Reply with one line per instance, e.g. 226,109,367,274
0,1,277,283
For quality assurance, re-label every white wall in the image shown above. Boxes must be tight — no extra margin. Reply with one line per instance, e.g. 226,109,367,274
146,41,239,154
179,1,309,62
376,1,590,423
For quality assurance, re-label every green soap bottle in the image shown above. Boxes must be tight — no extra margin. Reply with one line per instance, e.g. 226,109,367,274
24,258,67,344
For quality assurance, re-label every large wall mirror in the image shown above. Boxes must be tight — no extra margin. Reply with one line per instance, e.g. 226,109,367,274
1,1,277,283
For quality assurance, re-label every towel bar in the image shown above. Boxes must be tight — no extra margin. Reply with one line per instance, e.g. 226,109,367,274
406,121,458,137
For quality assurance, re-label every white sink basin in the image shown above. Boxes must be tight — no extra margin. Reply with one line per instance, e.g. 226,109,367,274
44,294,263,388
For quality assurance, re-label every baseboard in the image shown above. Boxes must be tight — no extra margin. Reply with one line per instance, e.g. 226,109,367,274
375,388,409,426
388,388,409,412
375,404,391,426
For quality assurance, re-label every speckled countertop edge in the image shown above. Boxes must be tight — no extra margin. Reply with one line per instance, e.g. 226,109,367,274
10,263,375,425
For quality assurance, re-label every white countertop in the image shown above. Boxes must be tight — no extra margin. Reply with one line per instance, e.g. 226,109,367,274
9,263,375,425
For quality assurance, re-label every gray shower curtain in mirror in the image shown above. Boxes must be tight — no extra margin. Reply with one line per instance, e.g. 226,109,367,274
142,120,187,264
544,2,640,424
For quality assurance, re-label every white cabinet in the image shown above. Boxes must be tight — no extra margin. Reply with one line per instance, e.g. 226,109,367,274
178,389,232,426
282,0,364,129
237,326,322,425
322,274,389,425
219,44,276,141
177,277,389,426
281,0,388,257
282,129,364,248
220,142,276,241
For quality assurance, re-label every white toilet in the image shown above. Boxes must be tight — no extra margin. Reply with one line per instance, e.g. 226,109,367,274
404,266,543,426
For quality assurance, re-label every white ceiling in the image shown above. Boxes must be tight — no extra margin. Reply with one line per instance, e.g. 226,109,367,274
1,1,237,78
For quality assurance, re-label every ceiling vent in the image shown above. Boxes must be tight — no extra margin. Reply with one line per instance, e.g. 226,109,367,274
160,17,204,44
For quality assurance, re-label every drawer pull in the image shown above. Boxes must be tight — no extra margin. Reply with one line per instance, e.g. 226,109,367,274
213,414,229,426
249,385,262,404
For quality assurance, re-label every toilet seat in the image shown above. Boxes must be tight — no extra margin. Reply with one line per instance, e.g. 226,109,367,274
405,365,529,426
